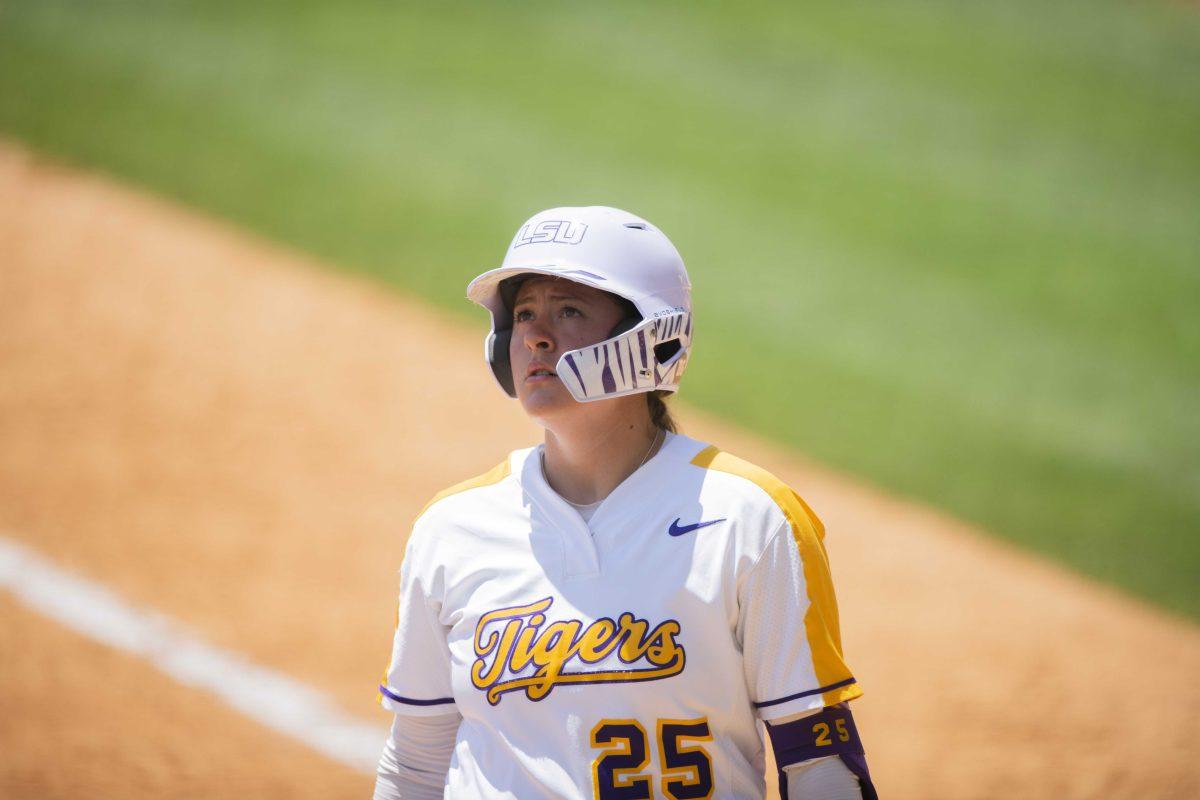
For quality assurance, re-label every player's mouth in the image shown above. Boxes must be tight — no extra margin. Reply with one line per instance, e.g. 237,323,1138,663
526,363,557,382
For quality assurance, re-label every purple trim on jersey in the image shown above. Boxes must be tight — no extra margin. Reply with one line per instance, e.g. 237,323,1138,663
378,685,455,706
754,677,857,709
563,353,585,391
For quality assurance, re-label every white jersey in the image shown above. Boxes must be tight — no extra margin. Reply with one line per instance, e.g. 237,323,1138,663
380,431,862,799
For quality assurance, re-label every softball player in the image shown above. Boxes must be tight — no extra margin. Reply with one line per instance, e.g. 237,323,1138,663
374,206,875,799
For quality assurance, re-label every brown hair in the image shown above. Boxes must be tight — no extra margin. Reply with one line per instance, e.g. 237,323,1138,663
647,390,678,433
609,295,679,433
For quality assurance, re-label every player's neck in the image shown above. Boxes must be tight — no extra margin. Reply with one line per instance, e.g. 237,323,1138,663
541,413,664,506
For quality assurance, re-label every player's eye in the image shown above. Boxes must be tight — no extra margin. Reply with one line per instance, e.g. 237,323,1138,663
561,306,582,318
513,308,532,323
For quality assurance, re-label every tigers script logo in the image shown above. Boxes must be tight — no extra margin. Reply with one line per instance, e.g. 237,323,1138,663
470,597,685,705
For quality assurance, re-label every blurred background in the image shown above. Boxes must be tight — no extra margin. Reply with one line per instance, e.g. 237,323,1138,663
1,1,1197,798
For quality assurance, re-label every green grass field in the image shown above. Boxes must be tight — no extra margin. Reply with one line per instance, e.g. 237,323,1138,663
2,0,1197,616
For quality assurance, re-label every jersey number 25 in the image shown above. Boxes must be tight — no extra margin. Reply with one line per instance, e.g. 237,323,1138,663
590,717,713,800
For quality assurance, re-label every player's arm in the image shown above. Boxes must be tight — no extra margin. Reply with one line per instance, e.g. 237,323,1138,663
373,711,460,800
738,503,877,799
378,527,457,716
783,756,864,800
766,706,872,800
375,526,459,797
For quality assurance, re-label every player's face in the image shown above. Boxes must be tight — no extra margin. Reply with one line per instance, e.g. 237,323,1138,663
509,277,627,421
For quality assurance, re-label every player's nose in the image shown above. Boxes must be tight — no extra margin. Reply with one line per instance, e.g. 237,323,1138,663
521,318,555,352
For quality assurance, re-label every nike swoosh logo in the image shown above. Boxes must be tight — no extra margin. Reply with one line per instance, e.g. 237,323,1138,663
668,517,727,537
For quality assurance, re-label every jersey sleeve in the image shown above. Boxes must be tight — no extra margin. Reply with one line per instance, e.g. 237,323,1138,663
738,494,862,721
379,526,457,716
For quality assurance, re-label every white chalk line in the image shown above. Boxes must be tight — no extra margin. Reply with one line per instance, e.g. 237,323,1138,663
0,534,384,774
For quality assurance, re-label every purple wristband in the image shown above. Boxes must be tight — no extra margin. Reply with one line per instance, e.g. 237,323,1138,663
766,703,877,800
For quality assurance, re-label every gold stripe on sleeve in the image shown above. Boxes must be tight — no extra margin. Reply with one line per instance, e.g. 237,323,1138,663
415,457,512,522
690,445,862,707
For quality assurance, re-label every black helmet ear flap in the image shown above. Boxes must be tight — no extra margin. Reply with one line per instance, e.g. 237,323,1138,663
607,295,642,339
486,329,517,397
488,273,532,399
607,316,641,338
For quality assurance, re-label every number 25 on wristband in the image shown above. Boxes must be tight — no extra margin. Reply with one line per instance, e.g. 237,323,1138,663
590,717,713,800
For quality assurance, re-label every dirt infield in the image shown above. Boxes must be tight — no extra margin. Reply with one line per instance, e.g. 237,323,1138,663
2,141,1197,799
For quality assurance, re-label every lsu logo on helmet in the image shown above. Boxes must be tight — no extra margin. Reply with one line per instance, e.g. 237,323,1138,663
513,220,588,248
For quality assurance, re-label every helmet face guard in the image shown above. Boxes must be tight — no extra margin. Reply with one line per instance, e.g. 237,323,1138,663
467,206,693,404
485,308,692,402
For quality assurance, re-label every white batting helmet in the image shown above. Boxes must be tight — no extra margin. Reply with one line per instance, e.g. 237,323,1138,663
467,206,693,403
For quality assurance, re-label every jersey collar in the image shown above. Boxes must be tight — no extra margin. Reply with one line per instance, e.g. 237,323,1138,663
516,431,689,577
